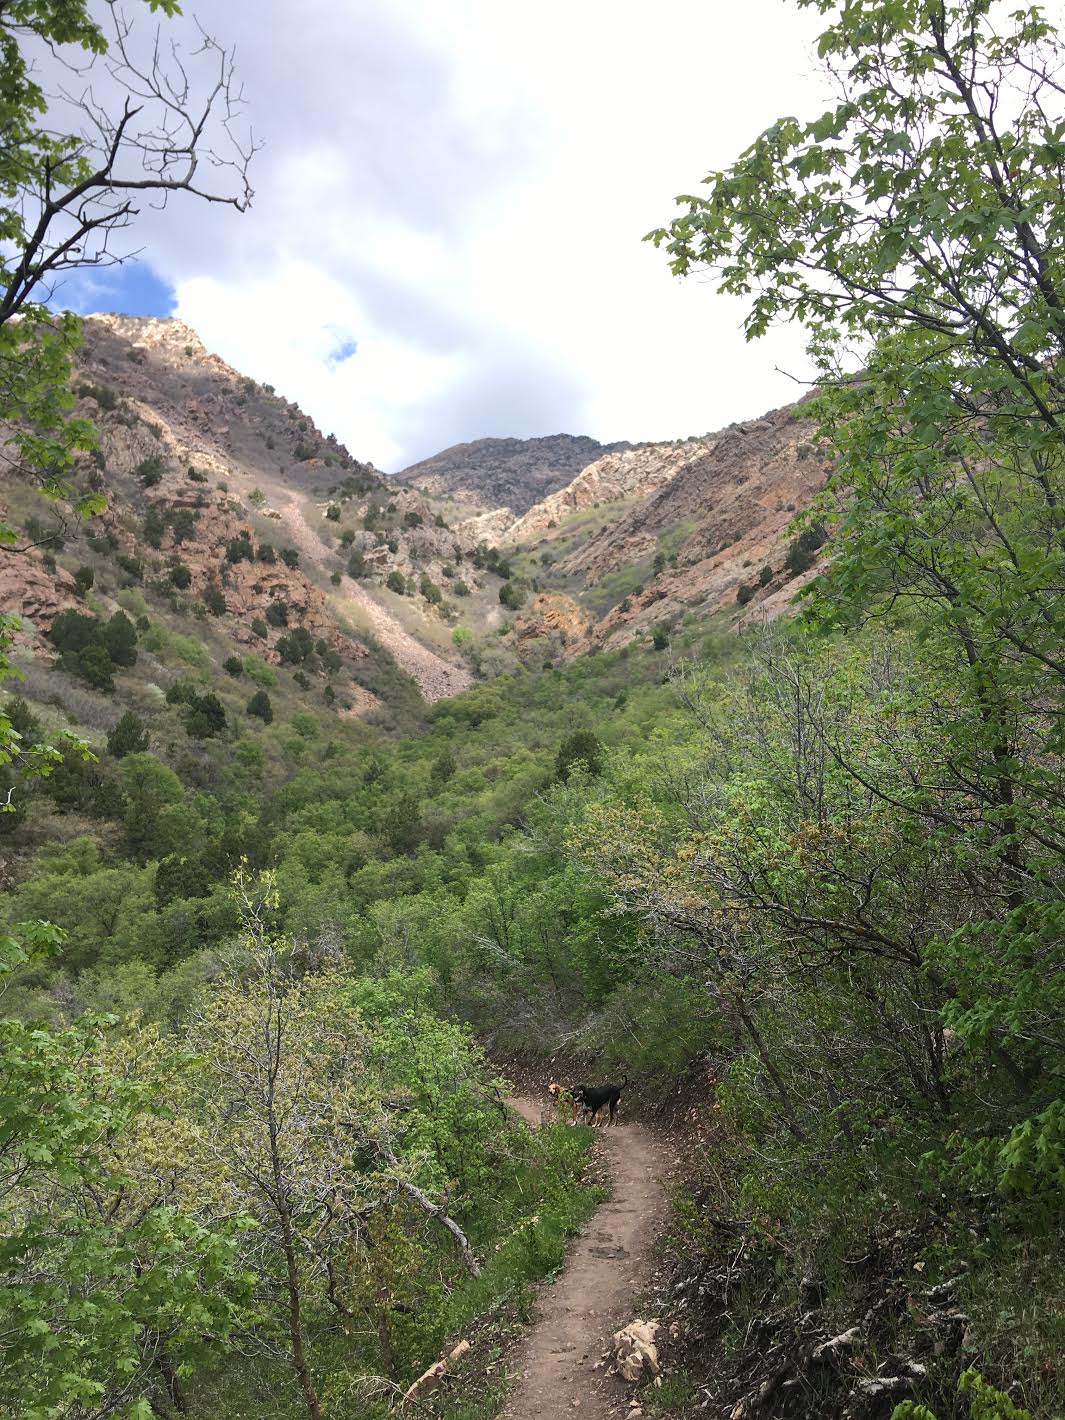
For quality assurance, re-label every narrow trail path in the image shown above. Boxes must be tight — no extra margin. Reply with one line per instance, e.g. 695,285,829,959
277,494,472,703
503,1097,670,1420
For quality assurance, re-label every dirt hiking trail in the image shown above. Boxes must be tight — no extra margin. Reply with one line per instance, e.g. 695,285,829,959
278,494,472,703
504,1097,669,1420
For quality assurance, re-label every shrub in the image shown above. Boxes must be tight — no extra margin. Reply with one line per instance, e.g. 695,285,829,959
225,531,255,563
555,729,604,781
251,618,268,639
784,521,828,577
143,506,166,548
347,550,368,579
266,601,288,628
430,749,456,785
380,791,423,854
115,554,143,584
452,579,470,597
386,571,406,595
279,548,299,569
326,505,340,521
204,583,226,616
135,454,166,486
257,543,277,563
73,566,94,596
49,610,101,655
169,509,197,545
340,530,355,548
187,467,208,483
736,583,756,605
419,574,442,605
63,642,114,691
499,580,525,611
107,711,150,758
292,670,310,690
182,691,227,739
759,564,774,586
403,510,423,528
223,656,244,677
243,656,276,688
330,571,341,586
651,624,669,651
169,563,192,589
77,382,118,410
101,612,138,668
277,627,314,665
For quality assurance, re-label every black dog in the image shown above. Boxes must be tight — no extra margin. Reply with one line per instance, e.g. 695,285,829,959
573,1074,629,1127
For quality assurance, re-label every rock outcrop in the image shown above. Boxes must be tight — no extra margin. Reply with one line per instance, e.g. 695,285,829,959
505,440,707,544
398,433,630,515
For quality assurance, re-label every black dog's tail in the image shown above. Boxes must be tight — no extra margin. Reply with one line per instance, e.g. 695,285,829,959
620,1074,630,1090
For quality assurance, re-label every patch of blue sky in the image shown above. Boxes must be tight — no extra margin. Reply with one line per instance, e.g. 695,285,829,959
325,331,358,369
43,260,176,318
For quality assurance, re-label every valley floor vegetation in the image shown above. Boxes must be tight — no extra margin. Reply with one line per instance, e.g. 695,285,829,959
2,0,1065,1418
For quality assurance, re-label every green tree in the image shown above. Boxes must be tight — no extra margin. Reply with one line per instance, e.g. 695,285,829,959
183,691,227,740
0,967,253,1419
101,610,137,667
121,752,186,861
650,0,1065,1200
106,710,150,759
247,689,274,723
204,582,226,616
555,729,603,781
499,579,525,611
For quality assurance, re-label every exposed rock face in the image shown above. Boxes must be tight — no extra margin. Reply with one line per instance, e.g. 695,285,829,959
561,403,823,586
509,592,591,662
0,552,80,648
466,396,833,652
505,440,707,544
397,433,630,515
455,507,517,544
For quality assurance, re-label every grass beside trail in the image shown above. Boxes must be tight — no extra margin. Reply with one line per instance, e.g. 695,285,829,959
434,1121,605,1420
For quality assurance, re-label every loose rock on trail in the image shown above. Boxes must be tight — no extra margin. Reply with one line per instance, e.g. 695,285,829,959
502,1097,670,1420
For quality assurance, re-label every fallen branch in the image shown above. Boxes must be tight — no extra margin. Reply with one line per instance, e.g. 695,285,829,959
401,1339,471,1405
391,1178,482,1277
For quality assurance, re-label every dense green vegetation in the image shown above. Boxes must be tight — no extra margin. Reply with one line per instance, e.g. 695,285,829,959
3,1,1065,1418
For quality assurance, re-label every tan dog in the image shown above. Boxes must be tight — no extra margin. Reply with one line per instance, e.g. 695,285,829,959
547,1081,585,1125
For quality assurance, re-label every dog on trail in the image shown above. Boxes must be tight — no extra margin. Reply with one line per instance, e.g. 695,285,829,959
547,1081,583,1124
548,1075,629,1127
576,1075,629,1127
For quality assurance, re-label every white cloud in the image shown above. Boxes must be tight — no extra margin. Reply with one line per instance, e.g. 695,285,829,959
92,0,827,467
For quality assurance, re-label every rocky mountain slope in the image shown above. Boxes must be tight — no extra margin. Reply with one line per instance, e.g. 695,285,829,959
424,395,832,662
503,439,709,544
397,433,630,515
3,315,832,731
3,316,497,711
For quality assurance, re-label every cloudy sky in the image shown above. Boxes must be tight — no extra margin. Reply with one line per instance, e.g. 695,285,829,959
55,1,825,470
